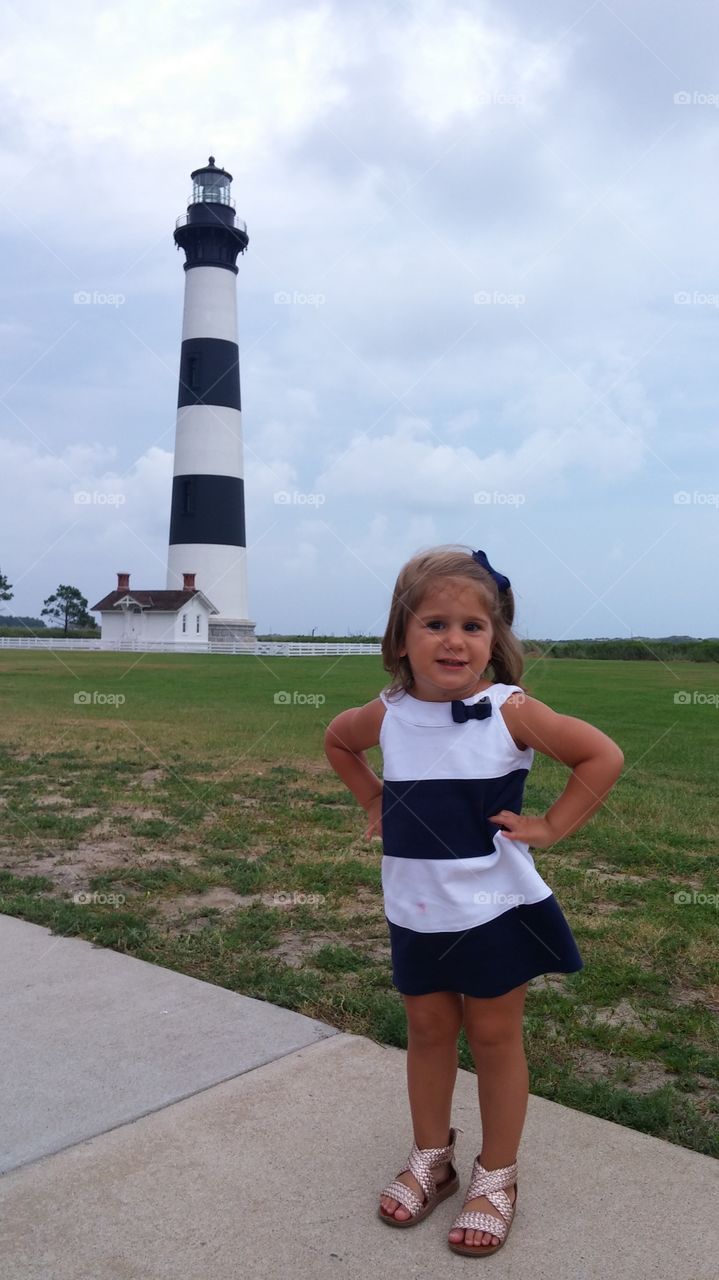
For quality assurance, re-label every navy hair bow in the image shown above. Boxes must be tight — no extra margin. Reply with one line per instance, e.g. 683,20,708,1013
471,549,511,594
451,698,492,724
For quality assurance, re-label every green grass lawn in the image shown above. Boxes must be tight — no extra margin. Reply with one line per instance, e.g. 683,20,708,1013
1,649,717,1156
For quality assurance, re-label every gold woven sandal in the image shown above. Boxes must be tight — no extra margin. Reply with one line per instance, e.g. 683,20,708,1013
378,1126,461,1227
447,1155,518,1256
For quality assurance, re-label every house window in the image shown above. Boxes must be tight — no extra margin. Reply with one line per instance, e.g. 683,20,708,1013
182,613,187,633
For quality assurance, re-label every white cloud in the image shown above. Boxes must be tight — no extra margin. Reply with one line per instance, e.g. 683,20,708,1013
0,437,172,611
315,377,651,506
3,2,352,155
389,2,565,131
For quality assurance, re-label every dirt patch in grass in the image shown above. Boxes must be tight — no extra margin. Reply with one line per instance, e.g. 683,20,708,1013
240,842,272,863
671,982,719,1013
528,973,571,995
151,887,259,933
268,931,346,968
112,805,165,820
589,998,654,1032
573,904,622,930
7,840,142,893
6,817,199,895
334,887,384,919
572,1047,676,1093
267,929,388,968
585,866,646,885
149,889,361,938
186,766,271,783
692,1076,719,1115
128,768,166,790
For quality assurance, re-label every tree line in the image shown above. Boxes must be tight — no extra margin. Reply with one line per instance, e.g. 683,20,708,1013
0,568,98,636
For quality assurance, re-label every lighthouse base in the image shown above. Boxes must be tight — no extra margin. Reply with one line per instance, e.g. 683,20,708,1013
209,617,257,646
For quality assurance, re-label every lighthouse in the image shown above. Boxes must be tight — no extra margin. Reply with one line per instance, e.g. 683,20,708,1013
166,157,255,643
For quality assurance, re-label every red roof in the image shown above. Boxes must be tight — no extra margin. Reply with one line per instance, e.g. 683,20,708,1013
91,589,217,613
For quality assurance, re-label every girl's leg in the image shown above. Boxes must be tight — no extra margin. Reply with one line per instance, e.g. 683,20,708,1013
448,981,529,1250
380,990,464,1221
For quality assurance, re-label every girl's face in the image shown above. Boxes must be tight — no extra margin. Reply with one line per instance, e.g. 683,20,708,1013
399,577,494,701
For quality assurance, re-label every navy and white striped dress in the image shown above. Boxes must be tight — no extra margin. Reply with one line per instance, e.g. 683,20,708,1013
379,683,583,998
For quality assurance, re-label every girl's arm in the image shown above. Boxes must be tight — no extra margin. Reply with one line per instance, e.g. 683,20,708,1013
491,693,624,850
324,699,385,837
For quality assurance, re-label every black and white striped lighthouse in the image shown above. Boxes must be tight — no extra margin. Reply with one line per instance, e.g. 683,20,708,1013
166,157,255,642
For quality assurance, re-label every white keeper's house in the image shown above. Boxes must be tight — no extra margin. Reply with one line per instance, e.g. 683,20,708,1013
91,572,218,645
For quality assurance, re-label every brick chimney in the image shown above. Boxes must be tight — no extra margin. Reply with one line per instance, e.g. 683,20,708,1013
183,572,196,592
117,572,130,591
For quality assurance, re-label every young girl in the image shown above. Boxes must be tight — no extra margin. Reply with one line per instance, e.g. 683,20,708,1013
324,545,624,1258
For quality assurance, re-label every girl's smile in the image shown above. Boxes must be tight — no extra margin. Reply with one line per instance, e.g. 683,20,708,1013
399,579,494,701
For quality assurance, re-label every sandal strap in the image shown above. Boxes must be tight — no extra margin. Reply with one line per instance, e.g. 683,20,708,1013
465,1157,517,1202
451,1209,510,1241
380,1127,460,1218
451,1157,517,1238
406,1132,455,1201
381,1179,425,1217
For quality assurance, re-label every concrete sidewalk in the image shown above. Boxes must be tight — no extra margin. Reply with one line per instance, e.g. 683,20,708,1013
1,913,717,1280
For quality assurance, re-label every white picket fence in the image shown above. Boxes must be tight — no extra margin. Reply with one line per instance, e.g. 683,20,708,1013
0,636,381,656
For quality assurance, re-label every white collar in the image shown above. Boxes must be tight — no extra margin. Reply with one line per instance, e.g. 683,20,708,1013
381,685,502,727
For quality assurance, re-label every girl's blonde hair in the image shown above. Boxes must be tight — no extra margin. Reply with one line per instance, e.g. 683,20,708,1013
381,545,525,697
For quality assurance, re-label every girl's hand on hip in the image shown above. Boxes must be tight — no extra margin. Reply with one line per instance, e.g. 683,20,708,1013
364,792,383,840
490,810,555,849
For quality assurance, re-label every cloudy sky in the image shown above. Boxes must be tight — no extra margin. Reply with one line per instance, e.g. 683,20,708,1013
2,0,718,638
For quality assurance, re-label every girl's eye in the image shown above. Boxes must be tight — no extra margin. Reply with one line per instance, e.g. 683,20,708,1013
424,620,484,631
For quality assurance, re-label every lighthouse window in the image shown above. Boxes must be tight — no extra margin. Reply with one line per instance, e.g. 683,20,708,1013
187,354,200,389
196,614,201,633
182,613,187,633
182,479,193,514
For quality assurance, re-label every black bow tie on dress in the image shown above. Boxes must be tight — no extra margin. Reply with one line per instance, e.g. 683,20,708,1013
451,698,492,724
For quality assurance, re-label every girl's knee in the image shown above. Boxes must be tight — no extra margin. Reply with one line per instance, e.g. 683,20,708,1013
404,990,463,1044
466,1021,524,1052
462,984,528,1047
